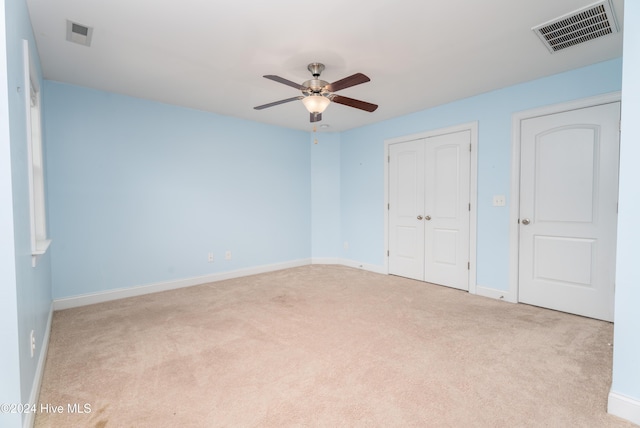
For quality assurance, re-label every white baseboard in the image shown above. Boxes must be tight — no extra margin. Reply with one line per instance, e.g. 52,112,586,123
336,259,386,275
608,391,640,425
311,258,385,274
23,303,53,428
475,284,516,303
311,257,344,266
53,258,389,311
53,259,311,310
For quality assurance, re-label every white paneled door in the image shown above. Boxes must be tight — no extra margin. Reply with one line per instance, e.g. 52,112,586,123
389,130,471,290
518,102,620,321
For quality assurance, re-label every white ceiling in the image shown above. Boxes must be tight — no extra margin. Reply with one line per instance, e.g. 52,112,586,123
25,0,624,132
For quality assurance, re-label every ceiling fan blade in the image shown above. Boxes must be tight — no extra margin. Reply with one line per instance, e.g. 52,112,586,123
326,73,370,92
331,95,378,112
263,75,306,91
254,96,303,110
310,112,322,123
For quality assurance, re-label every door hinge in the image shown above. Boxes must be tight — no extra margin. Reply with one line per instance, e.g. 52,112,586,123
467,262,470,270
387,250,390,257
469,143,472,152
468,203,471,211
388,155,390,163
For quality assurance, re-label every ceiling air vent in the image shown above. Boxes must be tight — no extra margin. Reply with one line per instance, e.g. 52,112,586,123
532,0,619,53
66,20,93,47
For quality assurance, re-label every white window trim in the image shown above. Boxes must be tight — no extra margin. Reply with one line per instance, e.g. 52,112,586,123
23,40,50,267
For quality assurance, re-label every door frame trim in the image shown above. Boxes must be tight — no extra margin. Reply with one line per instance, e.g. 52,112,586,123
508,92,621,303
384,121,478,294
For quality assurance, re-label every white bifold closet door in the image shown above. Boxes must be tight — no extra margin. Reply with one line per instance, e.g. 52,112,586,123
388,130,471,290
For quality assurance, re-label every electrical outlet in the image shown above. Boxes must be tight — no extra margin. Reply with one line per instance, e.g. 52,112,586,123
208,252,214,263
493,195,506,207
30,330,35,358
343,241,349,250
225,250,232,260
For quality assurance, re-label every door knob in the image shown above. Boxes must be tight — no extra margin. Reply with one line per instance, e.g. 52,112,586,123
417,215,423,220
425,215,432,221
522,218,530,225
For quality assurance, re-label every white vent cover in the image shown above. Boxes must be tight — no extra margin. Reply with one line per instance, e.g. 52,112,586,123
66,20,93,47
532,0,619,53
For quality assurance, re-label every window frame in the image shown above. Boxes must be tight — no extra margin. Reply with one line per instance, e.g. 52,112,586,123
23,39,50,267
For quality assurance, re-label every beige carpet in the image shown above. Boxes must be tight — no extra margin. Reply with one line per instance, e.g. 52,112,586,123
35,265,634,427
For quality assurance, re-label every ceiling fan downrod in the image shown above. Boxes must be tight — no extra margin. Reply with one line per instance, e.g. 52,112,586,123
307,62,325,78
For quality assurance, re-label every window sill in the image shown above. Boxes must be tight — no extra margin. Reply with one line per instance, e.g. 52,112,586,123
32,239,51,267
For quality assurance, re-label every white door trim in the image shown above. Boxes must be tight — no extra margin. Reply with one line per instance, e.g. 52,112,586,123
384,121,478,294
508,92,621,304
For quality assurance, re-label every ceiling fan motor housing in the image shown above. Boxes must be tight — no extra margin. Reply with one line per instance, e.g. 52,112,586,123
304,63,328,95
302,79,329,95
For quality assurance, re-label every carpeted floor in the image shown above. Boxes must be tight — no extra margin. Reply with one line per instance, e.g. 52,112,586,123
35,265,635,427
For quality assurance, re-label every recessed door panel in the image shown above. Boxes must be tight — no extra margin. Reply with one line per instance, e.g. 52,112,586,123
535,127,596,223
434,145,460,219
397,226,420,259
533,236,594,286
397,152,420,217
433,229,458,266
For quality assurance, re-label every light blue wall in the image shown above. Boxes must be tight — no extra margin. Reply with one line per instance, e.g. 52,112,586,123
611,0,640,408
311,132,341,258
340,58,623,291
1,0,53,425
0,2,22,427
45,82,311,299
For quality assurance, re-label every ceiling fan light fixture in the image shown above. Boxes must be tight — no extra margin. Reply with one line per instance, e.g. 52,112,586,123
302,95,330,113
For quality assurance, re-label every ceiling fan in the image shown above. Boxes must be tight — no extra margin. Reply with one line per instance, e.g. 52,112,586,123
254,63,378,123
